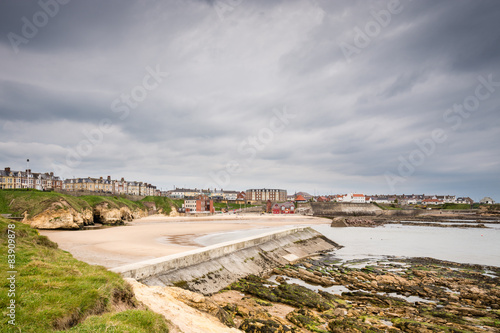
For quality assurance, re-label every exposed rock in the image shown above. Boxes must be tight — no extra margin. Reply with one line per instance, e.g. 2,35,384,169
239,318,296,333
93,203,147,225
167,286,235,327
25,201,93,229
297,268,334,287
285,308,324,329
93,203,126,225
125,278,242,333
330,217,348,227
331,217,378,228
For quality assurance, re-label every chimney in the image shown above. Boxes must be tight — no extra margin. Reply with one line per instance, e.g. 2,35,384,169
50,172,54,177
100,176,103,180
5,167,10,174
107,176,111,181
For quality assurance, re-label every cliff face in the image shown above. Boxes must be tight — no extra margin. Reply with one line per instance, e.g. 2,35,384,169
93,203,147,225
24,201,149,229
1,191,178,230
24,201,93,229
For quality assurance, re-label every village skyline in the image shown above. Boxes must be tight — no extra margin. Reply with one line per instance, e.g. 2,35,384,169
0,165,494,204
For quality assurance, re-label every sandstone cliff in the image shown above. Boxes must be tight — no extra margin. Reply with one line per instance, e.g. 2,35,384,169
93,202,147,225
24,201,93,230
1,190,179,229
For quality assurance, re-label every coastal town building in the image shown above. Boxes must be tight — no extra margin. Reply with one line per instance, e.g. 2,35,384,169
436,195,456,203
295,192,313,201
62,177,158,196
294,194,307,203
480,197,495,204
339,193,366,203
169,188,204,199
421,198,443,205
223,191,239,201
209,189,238,201
236,191,246,201
183,195,215,214
272,202,295,214
246,189,287,202
370,196,391,204
456,197,474,205
0,167,62,190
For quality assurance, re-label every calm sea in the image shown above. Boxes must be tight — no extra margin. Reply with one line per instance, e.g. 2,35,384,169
195,223,500,267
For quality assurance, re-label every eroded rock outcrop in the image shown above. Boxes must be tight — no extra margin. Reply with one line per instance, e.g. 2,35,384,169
93,203,147,225
24,202,93,230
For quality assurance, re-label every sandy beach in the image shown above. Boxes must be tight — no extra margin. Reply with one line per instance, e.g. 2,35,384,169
40,214,330,268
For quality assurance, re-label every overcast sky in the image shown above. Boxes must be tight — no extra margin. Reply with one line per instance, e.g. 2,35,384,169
1,0,499,201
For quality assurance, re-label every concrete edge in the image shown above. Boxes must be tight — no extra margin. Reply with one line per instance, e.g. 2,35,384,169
111,226,320,279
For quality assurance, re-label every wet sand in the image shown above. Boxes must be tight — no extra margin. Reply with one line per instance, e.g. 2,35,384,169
40,214,329,268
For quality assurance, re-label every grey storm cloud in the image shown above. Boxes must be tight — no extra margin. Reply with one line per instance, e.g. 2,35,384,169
0,0,499,201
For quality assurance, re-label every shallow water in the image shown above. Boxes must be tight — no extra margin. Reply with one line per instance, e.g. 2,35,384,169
196,223,500,267
314,224,500,267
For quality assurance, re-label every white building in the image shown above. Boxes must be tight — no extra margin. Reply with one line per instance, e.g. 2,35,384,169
342,193,366,203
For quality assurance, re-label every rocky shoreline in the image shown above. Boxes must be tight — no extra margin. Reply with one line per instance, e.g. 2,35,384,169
195,256,500,332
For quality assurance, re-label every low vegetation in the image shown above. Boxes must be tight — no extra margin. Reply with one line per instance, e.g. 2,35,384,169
0,216,169,332
439,203,472,210
140,196,173,215
0,189,91,218
213,202,254,211
0,189,176,218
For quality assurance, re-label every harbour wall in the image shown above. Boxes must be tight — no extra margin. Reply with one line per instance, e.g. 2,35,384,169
298,202,428,217
299,202,382,216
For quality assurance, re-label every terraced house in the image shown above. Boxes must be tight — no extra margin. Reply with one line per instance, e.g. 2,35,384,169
63,177,158,196
0,167,62,190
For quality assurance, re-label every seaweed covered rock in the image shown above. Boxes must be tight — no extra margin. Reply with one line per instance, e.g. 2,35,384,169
285,308,324,330
240,318,296,333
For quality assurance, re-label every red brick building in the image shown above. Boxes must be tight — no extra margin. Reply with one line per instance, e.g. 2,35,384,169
184,195,215,213
272,202,295,214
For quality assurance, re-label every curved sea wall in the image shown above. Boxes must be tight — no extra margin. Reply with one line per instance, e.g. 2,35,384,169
112,227,341,295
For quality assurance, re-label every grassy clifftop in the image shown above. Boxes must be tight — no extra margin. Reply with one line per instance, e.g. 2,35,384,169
0,216,169,332
0,190,91,218
0,190,176,218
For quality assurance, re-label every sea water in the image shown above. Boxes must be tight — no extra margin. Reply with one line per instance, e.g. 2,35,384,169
195,223,500,267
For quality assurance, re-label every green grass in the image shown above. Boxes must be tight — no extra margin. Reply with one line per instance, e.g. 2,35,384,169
212,202,258,211
0,217,168,332
171,199,184,209
65,310,170,332
373,203,402,210
440,203,472,210
0,190,91,218
140,196,174,215
79,195,145,211
0,190,177,220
